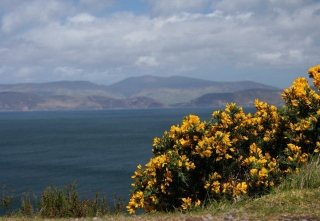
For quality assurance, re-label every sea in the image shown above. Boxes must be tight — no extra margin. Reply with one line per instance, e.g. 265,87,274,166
0,107,255,214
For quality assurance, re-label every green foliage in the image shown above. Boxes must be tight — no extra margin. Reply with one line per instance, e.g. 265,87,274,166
0,181,126,218
127,64,320,214
0,185,15,216
277,154,320,191
20,190,34,216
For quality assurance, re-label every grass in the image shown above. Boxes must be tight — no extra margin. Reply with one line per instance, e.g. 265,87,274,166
1,154,320,221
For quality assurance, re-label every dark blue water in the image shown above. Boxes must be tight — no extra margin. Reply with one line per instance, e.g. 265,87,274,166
1,108,225,213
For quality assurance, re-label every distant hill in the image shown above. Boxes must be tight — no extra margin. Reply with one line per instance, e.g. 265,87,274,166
0,92,166,111
0,81,124,98
107,75,280,104
0,75,284,111
175,89,284,107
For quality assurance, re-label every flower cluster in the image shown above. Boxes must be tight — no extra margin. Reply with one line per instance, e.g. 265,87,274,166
127,64,320,214
308,65,320,88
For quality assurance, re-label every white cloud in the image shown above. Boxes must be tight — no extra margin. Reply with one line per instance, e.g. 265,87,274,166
257,52,282,64
54,66,84,79
135,56,159,67
1,0,68,34
68,13,96,23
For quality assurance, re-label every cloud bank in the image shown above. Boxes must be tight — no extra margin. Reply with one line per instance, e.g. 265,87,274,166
0,0,319,88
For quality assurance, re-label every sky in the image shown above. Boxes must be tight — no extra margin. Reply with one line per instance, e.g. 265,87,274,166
0,0,320,88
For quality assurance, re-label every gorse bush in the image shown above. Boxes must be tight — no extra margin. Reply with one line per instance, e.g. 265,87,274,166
127,64,320,214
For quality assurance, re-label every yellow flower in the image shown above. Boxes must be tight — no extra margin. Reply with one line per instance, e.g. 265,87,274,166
291,99,299,107
211,172,221,180
211,181,221,194
258,167,268,178
308,64,320,87
283,168,291,174
204,183,210,189
287,144,301,153
242,156,257,166
195,200,201,207
221,134,232,146
127,191,145,213
126,200,137,214
181,197,192,210
165,168,173,183
188,115,200,124
238,182,248,194
153,137,160,147
222,182,231,193
161,184,166,193
131,170,143,179
249,143,262,156
196,122,206,131
268,159,277,171
299,153,308,163
169,125,181,137
179,138,189,147
212,110,220,117
257,157,267,165
225,103,236,112
250,168,258,176
203,149,212,158
231,181,248,197
185,161,196,170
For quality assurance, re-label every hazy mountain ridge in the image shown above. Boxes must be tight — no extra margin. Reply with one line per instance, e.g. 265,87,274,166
0,76,284,111
107,75,279,103
0,92,166,111
176,89,284,108
0,81,124,99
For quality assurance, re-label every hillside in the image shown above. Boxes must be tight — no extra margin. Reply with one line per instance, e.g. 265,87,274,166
107,75,280,104
0,92,166,111
0,76,280,105
0,81,124,99
175,89,284,107
0,75,284,111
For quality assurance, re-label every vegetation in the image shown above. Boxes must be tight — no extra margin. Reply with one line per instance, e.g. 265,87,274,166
1,157,319,220
0,182,126,218
1,65,320,220
127,64,320,214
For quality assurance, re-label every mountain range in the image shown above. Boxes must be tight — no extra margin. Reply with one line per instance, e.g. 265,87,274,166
0,75,285,111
